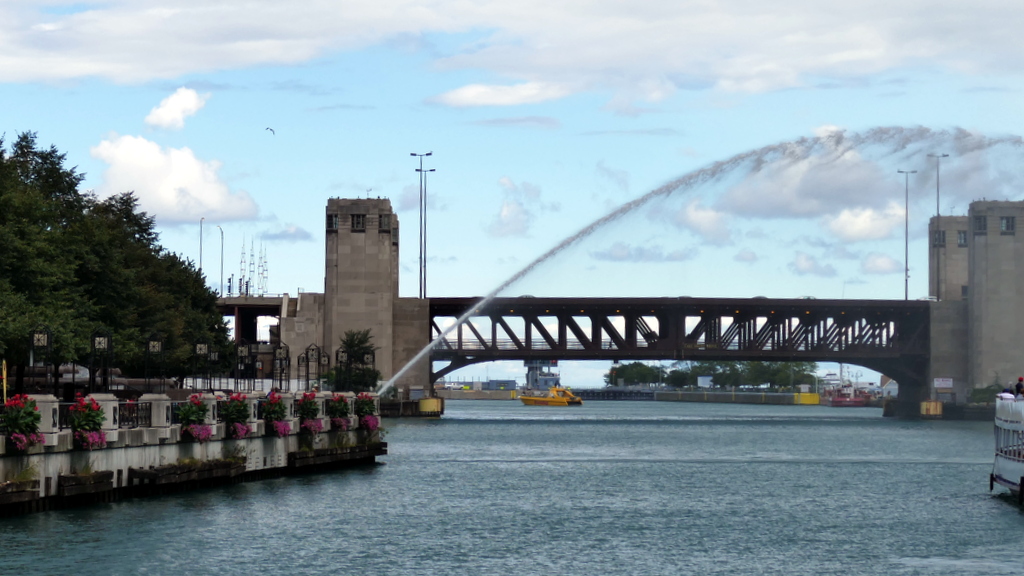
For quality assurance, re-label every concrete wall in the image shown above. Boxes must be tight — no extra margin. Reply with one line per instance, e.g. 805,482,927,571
392,297,430,392
279,292,325,376
968,202,1024,389
928,299,968,400
324,199,399,380
929,215,969,302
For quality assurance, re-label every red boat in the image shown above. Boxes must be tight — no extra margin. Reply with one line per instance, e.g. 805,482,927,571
826,384,869,407
827,395,868,407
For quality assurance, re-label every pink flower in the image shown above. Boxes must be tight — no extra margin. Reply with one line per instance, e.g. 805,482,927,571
272,420,291,438
231,422,251,439
359,415,379,432
330,417,349,431
301,418,323,435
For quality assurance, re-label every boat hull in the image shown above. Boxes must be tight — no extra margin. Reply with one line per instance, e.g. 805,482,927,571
828,396,867,407
519,386,583,406
520,397,581,406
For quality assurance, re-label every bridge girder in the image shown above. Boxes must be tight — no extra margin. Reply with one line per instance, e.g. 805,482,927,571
428,297,930,392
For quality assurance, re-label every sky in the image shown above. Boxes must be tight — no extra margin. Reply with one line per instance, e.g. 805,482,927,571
4,0,1024,388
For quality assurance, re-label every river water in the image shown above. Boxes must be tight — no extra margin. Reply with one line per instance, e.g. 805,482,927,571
1,400,1019,575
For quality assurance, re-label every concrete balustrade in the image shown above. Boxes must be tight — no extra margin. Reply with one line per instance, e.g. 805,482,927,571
0,392,388,513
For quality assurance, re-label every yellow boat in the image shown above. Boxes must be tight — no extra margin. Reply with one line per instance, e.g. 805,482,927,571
519,386,583,406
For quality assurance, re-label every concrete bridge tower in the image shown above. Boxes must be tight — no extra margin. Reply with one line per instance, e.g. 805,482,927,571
280,198,429,395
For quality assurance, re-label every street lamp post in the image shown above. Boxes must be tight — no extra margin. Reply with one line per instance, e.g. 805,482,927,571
199,217,205,275
410,152,432,299
418,166,436,298
217,225,224,297
31,327,51,397
146,333,164,392
898,170,917,300
928,153,949,300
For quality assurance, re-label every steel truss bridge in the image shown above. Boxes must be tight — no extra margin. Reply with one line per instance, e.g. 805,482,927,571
428,297,930,392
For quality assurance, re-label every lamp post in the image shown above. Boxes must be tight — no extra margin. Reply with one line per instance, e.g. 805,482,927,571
31,327,51,396
898,170,917,300
195,341,209,391
410,152,432,299
199,217,205,275
928,153,949,300
90,331,111,394
146,333,163,392
418,166,436,298
217,225,224,297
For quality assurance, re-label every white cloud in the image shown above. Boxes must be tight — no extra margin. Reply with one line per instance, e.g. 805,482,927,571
144,87,210,129
591,242,696,262
734,249,758,263
487,198,531,237
824,201,904,242
487,177,554,237
718,146,890,219
670,199,731,245
4,1,1024,105
91,134,259,223
788,252,836,277
861,252,902,274
262,225,313,242
433,82,571,107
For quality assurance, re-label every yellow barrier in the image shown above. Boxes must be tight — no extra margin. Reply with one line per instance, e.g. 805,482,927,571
419,398,444,413
794,393,820,405
920,400,943,417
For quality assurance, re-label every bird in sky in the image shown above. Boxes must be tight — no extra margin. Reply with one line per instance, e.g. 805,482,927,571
265,127,275,135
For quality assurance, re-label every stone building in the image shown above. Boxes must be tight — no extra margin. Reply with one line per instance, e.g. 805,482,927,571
928,201,1024,401
278,198,428,395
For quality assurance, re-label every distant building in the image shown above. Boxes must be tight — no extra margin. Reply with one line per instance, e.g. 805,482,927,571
929,201,1024,402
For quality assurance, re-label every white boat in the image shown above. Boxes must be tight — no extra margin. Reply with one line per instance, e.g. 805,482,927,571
991,395,1024,503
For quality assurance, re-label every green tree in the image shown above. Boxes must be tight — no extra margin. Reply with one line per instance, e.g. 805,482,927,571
0,132,229,393
604,362,665,386
330,329,382,392
660,360,819,390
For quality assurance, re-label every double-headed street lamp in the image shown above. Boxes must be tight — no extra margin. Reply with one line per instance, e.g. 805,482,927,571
898,170,917,300
411,152,433,299
928,153,949,300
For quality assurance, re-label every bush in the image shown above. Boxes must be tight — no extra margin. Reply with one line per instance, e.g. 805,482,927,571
222,393,251,439
177,394,209,426
325,394,350,419
354,393,376,418
262,391,287,424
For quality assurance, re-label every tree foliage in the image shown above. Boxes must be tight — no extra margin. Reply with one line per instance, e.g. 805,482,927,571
329,329,382,392
604,360,819,389
0,132,229,384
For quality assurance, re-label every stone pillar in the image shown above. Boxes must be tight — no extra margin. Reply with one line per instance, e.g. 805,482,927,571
342,392,357,430
277,392,297,435
90,393,119,444
30,394,60,446
201,393,218,425
141,393,172,444
245,396,259,424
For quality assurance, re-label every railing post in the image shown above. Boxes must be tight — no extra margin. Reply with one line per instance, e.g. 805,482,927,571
90,393,119,445
29,394,61,447
140,393,173,444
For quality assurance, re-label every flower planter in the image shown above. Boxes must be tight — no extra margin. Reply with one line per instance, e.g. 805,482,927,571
4,437,45,455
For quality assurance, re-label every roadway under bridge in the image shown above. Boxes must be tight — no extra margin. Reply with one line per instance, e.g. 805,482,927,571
429,297,930,413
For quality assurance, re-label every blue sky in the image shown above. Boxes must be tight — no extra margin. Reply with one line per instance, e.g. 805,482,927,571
5,0,1024,388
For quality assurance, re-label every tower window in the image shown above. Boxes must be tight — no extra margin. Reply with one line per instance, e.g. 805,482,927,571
932,230,945,247
326,214,339,231
974,215,987,235
1001,216,1015,234
957,230,968,247
351,214,366,232
379,214,391,232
